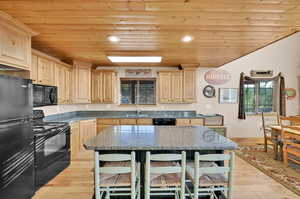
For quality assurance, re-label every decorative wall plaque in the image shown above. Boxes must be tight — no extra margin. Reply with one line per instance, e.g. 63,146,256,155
204,69,231,85
125,69,151,77
219,88,238,104
284,88,296,100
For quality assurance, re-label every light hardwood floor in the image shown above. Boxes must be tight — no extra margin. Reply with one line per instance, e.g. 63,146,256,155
33,150,300,199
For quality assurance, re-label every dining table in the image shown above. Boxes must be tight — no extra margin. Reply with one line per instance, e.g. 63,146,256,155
269,125,300,160
84,125,237,199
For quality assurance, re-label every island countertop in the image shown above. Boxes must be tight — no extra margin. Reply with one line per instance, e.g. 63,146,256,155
84,125,237,151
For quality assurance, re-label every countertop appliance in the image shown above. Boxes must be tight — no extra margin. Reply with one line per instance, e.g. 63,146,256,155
0,75,35,199
152,118,176,125
32,110,70,190
33,84,57,107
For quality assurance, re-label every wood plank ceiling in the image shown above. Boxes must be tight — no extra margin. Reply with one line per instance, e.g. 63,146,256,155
1,0,300,67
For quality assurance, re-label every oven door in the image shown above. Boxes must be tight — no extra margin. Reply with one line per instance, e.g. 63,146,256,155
34,126,70,189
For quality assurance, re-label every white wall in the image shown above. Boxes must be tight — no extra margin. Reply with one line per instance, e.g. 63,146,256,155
38,32,300,138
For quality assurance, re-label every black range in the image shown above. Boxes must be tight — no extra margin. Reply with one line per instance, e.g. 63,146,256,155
32,110,71,190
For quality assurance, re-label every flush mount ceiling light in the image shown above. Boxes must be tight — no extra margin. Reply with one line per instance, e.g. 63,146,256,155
107,56,162,63
107,35,120,42
182,35,193,42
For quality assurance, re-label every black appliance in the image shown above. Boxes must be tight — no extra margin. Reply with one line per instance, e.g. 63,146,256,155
0,75,35,199
33,84,57,107
32,110,70,190
152,118,176,126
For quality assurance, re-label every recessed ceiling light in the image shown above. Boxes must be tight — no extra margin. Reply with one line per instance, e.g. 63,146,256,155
182,35,193,43
107,35,120,42
107,56,162,63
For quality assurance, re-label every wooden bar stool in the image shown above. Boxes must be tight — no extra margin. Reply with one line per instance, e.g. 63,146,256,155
94,152,140,199
186,152,235,199
282,126,300,167
144,151,186,199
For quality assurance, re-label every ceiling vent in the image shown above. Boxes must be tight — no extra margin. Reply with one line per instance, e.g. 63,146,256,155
250,70,273,77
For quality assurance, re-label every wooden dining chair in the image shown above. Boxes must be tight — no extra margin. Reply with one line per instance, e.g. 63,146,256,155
282,126,300,167
94,152,140,199
261,112,279,152
145,151,186,199
186,152,235,199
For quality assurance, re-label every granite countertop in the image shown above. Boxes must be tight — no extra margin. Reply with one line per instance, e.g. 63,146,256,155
84,125,237,151
44,111,207,123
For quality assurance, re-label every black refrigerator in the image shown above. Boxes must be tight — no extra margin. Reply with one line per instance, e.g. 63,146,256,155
0,75,35,199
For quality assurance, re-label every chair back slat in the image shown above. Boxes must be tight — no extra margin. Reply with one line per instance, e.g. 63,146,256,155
198,166,230,174
99,154,132,162
262,112,279,127
99,166,131,174
150,166,181,174
198,154,230,161
150,154,182,161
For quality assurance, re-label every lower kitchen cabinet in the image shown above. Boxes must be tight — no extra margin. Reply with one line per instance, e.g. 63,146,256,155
70,119,96,160
70,122,80,160
176,118,204,126
136,118,153,125
79,119,96,150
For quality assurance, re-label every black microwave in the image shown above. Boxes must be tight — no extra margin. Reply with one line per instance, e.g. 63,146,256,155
33,84,57,107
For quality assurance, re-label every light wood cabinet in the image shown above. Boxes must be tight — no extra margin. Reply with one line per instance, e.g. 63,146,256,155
37,57,54,85
176,118,204,126
137,118,153,125
120,118,137,125
158,71,172,103
183,68,196,103
30,54,38,83
176,119,191,126
72,60,92,103
79,119,96,150
70,122,80,160
158,68,196,103
171,71,183,103
158,70,184,103
92,70,117,104
56,64,72,104
97,118,120,134
0,12,37,70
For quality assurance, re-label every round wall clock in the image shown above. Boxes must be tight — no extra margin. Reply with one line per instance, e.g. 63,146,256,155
203,85,216,98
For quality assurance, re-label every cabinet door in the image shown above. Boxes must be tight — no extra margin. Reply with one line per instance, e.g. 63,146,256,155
190,118,204,126
183,69,196,102
102,71,115,103
77,66,91,103
171,71,183,103
70,122,80,160
37,57,54,85
65,68,71,104
158,71,171,103
92,71,103,103
30,54,38,83
58,65,66,104
176,119,190,126
0,24,31,69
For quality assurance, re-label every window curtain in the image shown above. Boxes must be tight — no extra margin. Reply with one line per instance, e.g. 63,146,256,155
238,72,286,119
238,73,246,119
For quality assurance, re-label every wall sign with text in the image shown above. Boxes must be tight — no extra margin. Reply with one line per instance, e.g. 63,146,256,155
204,69,231,85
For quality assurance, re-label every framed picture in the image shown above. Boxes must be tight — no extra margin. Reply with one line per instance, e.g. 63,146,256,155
219,88,238,104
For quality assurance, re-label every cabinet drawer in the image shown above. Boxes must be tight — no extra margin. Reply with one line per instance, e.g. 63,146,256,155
176,119,190,126
137,118,153,125
98,118,120,125
190,118,204,126
120,118,137,125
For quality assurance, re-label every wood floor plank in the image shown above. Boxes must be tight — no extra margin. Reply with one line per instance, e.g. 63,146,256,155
33,150,300,199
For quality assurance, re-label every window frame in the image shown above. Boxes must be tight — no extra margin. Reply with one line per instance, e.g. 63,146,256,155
120,78,156,105
244,80,274,114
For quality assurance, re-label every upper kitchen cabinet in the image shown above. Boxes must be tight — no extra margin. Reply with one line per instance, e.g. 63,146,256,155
182,66,197,103
92,70,117,104
158,68,196,104
72,60,92,104
0,11,38,70
158,71,172,103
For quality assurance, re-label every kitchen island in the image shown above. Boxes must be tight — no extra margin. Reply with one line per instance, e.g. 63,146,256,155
85,125,237,199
